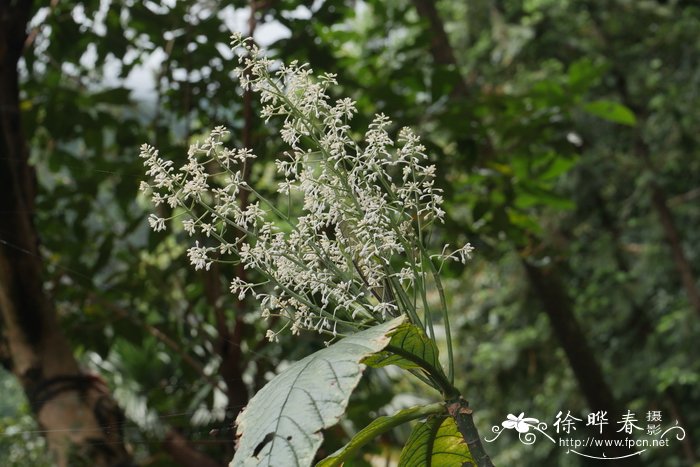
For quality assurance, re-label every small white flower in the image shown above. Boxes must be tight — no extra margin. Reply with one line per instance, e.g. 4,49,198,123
219,242,234,255
148,214,166,232
265,330,278,342
454,243,475,263
372,302,398,319
229,277,253,300
187,241,213,271
182,219,196,236
434,243,475,264
200,223,214,237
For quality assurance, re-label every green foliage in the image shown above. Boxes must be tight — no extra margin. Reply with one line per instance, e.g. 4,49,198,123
317,403,444,467
582,100,637,126
363,322,442,373
0,371,51,467
232,318,404,466
5,0,698,465
399,416,474,467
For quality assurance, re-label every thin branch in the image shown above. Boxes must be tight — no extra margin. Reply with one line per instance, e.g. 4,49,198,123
91,295,227,395
668,186,700,207
164,428,223,467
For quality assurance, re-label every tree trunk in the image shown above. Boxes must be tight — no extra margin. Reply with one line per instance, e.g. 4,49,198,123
523,259,643,465
410,0,469,97
648,179,700,317
0,2,133,466
586,2,700,320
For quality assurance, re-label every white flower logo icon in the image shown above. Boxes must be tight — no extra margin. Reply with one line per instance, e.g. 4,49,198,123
502,413,540,433
487,412,555,444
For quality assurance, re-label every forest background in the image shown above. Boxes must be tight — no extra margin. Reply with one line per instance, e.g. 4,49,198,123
1,0,699,466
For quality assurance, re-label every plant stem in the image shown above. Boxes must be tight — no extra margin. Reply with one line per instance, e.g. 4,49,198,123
446,396,495,467
384,344,494,466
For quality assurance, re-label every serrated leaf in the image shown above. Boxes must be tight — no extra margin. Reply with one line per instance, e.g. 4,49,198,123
231,316,405,467
317,403,444,467
363,322,440,372
399,416,475,467
582,100,637,126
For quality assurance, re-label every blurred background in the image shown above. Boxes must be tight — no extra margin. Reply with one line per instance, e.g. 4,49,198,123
1,0,699,466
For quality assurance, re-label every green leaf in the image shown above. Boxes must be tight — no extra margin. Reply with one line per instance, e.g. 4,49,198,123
399,416,475,467
363,322,440,372
317,403,445,467
231,317,405,467
515,185,575,210
582,100,637,126
539,155,577,181
506,208,544,234
567,58,604,93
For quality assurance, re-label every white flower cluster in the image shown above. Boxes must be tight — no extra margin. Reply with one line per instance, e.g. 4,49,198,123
139,33,473,340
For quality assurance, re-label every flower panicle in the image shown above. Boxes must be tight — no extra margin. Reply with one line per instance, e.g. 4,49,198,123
139,34,474,339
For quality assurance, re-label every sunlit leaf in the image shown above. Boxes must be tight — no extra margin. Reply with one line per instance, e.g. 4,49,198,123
399,416,474,467
582,100,637,126
363,322,440,372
